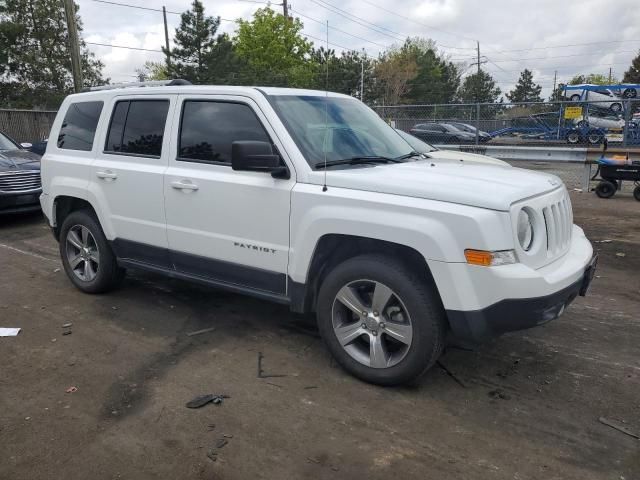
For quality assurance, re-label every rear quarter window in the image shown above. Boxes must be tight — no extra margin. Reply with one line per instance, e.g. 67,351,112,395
57,101,104,151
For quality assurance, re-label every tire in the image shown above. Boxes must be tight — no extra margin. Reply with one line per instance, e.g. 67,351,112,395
622,88,637,99
570,94,581,102
634,186,640,202
576,120,588,128
587,131,603,145
566,131,581,144
610,103,623,113
59,209,125,293
595,180,616,199
316,254,445,386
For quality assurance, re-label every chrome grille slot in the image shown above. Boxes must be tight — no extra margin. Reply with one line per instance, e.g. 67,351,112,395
0,171,41,193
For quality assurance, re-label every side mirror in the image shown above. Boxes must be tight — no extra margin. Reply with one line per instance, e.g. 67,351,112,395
231,141,289,179
20,142,33,149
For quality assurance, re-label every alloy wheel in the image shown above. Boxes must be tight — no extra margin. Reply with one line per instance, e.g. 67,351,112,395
65,225,100,282
332,279,413,369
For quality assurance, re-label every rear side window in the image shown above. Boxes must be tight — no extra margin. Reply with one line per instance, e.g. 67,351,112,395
178,101,270,164
57,101,103,151
105,99,169,157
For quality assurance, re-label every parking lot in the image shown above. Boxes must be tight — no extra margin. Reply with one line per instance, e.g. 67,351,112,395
1,186,638,480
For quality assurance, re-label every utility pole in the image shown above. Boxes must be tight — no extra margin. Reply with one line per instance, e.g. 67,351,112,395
360,48,365,102
552,70,557,99
608,67,612,83
282,0,288,18
162,6,171,76
63,0,83,92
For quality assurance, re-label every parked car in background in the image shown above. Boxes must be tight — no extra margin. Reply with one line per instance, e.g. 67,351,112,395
409,122,477,144
0,131,42,214
28,139,48,156
395,129,509,166
620,84,639,99
573,110,637,130
565,85,623,112
442,122,492,142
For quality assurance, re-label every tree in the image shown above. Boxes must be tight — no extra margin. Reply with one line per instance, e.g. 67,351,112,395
374,45,418,105
568,73,615,85
235,8,315,87
623,50,640,83
0,0,105,108
401,38,461,104
506,69,542,103
457,69,501,103
166,0,220,83
309,47,375,100
205,33,247,85
136,61,169,81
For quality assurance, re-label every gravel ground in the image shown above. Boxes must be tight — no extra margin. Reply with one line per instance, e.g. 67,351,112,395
0,190,638,480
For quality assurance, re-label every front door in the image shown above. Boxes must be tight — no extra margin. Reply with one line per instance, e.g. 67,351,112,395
164,95,294,296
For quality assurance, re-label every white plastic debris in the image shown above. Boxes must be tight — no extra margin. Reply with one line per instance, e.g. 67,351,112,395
0,328,21,337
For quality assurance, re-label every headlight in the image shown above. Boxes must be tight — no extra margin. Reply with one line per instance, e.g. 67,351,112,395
517,209,534,251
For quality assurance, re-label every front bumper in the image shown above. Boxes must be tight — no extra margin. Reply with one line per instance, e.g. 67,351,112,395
446,254,596,343
429,225,595,344
0,190,42,214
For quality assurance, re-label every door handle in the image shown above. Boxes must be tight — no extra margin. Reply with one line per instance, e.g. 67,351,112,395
170,180,199,191
96,170,117,180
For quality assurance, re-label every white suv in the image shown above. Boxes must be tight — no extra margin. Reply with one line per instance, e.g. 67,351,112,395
40,82,596,385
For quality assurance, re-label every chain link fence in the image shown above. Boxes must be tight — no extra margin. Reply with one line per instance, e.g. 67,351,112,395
373,99,640,148
0,109,56,144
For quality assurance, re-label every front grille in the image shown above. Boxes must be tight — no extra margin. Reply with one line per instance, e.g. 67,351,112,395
0,171,42,193
542,193,572,255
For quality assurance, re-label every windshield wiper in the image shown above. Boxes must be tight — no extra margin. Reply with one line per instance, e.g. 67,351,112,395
395,151,423,160
314,156,402,169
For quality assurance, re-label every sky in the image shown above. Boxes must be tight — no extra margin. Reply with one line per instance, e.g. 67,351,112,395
77,0,640,100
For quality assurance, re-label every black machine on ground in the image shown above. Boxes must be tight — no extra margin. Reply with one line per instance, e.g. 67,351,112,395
592,140,640,201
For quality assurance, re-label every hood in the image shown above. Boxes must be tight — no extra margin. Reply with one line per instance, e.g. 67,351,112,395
317,160,562,211
0,149,41,170
426,149,510,167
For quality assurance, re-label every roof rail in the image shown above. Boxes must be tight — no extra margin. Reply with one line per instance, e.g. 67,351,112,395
84,79,192,92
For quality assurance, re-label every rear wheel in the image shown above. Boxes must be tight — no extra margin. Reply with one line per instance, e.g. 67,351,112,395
634,186,640,202
566,131,581,144
587,131,603,144
570,94,581,102
610,103,623,113
59,210,125,293
622,88,637,99
595,180,616,199
316,254,445,386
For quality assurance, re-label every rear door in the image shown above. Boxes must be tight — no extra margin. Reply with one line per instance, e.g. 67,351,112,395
163,95,295,296
90,95,175,267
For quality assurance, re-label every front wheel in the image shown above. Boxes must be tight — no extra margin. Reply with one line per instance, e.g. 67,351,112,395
633,186,640,202
59,210,125,293
316,254,445,386
610,103,623,113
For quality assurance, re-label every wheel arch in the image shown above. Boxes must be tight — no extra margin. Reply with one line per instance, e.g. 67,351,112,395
289,234,443,316
52,195,100,241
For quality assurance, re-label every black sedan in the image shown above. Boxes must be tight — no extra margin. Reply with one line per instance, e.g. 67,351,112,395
0,132,42,214
443,122,492,143
408,122,477,144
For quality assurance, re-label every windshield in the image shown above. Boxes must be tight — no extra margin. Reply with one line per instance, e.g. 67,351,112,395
395,129,437,153
0,132,19,150
268,95,413,168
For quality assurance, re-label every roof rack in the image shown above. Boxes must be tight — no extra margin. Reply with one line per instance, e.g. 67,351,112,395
84,79,192,92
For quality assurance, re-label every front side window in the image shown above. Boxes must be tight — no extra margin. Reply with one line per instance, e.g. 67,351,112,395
105,99,169,157
269,95,413,168
57,101,103,151
178,101,270,164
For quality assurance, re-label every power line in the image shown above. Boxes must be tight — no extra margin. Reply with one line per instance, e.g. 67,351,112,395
488,39,640,54
291,8,385,52
483,49,640,64
88,0,235,21
87,41,163,52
